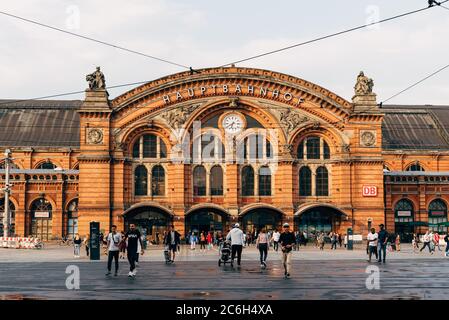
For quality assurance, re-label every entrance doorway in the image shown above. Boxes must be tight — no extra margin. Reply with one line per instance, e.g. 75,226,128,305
124,206,173,245
185,208,229,238
30,198,53,241
295,206,346,237
240,208,282,234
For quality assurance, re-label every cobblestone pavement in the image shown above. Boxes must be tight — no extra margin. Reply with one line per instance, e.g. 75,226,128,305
0,244,448,300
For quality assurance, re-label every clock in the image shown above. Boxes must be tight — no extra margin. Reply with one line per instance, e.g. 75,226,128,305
222,113,245,134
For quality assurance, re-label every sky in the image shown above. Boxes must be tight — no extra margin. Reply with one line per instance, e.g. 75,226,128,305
0,0,448,105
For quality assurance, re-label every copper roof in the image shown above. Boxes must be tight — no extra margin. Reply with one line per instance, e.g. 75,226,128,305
382,105,449,151
0,99,81,148
0,100,448,151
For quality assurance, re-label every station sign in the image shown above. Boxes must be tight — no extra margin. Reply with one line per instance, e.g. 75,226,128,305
362,185,377,197
34,211,50,218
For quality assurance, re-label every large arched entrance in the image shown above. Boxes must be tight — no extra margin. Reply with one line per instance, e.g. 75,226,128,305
185,207,230,238
240,207,283,234
295,205,347,235
124,205,173,245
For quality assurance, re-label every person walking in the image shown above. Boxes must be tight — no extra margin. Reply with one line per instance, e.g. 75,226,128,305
119,232,126,259
377,224,389,263
206,231,213,250
434,232,442,251
420,231,433,254
83,234,89,257
429,230,435,253
124,223,144,278
318,232,325,250
272,229,280,252
412,233,420,252
395,234,401,252
444,233,449,257
366,228,378,262
165,225,181,263
256,227,270,269
279,223,295,279
73,234,82,258
200,231,206,251
106,225,121,276
226,223,245,267
338,233,343,247
294,231,301,251
331,232,338,250
189,232,197,250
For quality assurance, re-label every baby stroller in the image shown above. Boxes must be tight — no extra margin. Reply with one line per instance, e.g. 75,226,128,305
218,240,232,266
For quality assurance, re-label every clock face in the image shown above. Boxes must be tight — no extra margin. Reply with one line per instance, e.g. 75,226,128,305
222,113,244,134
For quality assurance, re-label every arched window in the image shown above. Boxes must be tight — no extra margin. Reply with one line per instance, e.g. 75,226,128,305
307,137,320,159
406,163,425,172
132,134,167,159
36,161,56,169
193,166,206,196
299,166,312,196
30,198,52,241
192,134,225,163
151,165,165,196
428,199,448,233
134,165,148,196
323,142,330,159
239,134,272,161
259,166,271,196
210,165,223,196
316,166,329,196
241,166,254,196
297,136,330,160
394,199,414,241
66,199,78,237
0,198,16,235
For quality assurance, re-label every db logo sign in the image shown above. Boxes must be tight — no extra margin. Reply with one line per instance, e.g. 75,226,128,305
363,186,377,197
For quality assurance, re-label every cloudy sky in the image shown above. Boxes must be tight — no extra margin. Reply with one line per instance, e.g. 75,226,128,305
1,0,448,105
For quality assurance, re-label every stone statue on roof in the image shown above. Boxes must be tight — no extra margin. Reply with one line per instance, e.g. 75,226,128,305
86,67,106,90
354,71,374,95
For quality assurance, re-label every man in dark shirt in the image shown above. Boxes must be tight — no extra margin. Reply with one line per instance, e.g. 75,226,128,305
377,224,388,263
279,223,296,279
125,223,144,277
164,225,181,263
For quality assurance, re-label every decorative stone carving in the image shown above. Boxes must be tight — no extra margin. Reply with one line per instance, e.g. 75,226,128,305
312,121,320,130
354,71,374,95
86,128,104,145
360,130,376,147
86,67,106,90
342,143,350,153
278,108,308,135
229,97,239,108
282,144,293,156
161,104,200,130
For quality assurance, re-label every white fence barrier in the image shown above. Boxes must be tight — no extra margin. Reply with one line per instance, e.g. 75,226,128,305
0,237,42,249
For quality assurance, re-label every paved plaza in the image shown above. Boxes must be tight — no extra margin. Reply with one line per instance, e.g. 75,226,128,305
0,244,448,300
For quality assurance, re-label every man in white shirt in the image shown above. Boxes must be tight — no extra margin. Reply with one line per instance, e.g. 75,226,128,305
366,228,378,262
420,231,433,254
226,223,245,267
273,230,281,251
106,225,122,276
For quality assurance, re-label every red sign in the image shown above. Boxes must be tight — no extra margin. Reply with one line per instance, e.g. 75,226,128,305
362,186,378,197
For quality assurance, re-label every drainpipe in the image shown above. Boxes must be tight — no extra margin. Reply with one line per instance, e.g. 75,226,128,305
349,160,354,232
